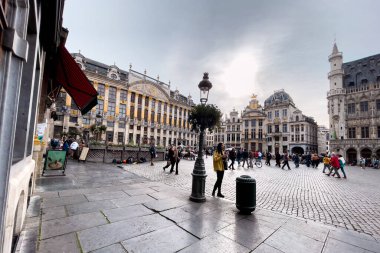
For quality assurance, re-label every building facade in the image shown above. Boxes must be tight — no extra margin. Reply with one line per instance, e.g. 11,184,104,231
317,125,330,154
54,54,197,148
224,109,242,148
327,43,380,163
241,95,266,152
0,1,68,252
264,90,318,155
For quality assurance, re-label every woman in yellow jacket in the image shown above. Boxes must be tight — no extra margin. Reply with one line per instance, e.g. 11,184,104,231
212,143,227,198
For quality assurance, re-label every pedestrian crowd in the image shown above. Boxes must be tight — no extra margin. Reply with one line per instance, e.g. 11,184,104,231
49,136,86,160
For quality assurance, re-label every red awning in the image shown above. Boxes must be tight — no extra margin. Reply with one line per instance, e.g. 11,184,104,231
55,44,98,115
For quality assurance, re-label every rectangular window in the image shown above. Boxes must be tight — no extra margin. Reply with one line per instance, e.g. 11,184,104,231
267,111,272,119
130,106,135,119
258,120,263,127
118,132,124,143
130,92,136,103
301,124,304,132
96,100,104,115
301,135,304,141
119,122,125,128
119,104,126,118
57,114,64,121
378,126,380,138
227,134,230,142
69,116,78,123
231,134,235,141
275,110,279,117
244,129,248,140
377,99,380,111
145,97,149,107
291,135,294,141
267,125,272,133
251,119,256,127
97,83,105,96
138,94,142,105
120,90,127,101
107,121,114,127
283,137,287,142
295,135,300,141
245,120,249,127
361,127,369,138
258,129,263,140
83,118,90,125
360,101,369,112
108,87,116,102
137,108,142,120
107,131,114,142
275,125,280,133
347,103,355,114
291,125,294,132
282,124,287,133
251,129,256,139
348,127,356,138
282,109,287,117
108,102,116,116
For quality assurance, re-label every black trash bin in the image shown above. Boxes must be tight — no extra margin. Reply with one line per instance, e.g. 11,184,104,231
236,175,256,214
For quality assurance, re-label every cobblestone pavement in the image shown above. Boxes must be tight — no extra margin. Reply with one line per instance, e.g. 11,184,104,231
123,158,380,237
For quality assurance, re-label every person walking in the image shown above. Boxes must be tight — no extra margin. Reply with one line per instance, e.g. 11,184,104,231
212,143,227,198
281,152,291,170
236,149,242,167
228,148,236,170
293,154,300,168
265,152,272,166
275,152,281,167
242,149,248,167
248,150,255,168
163,145,174,171
336,155,347,179
327,153,341,178
169,146,180,175
322,155,330,173
149,144,156,166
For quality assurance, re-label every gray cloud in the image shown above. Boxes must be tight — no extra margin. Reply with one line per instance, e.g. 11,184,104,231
63,0,380,126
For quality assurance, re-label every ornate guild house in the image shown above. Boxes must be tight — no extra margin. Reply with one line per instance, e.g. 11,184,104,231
327,43,380,163
53,53,197,148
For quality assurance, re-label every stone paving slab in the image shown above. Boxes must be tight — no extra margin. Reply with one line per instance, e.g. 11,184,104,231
102,204,154,222
281,218,329,242
65,200,117,216
177,216,230,239
178,232,250,253
110,195,156,207
160,208,197,224
38,233,80,253
252,243,284,253
85,190,128,201
123,187,157,196
41,194,88,208
218,218,276,250
323,238,373,253
91,243,127,253
329,229,380,252
41,206,67,221
143,197,188,212
77,213,173,252
41,212,107,239
265,228,324,253
121,225,198,253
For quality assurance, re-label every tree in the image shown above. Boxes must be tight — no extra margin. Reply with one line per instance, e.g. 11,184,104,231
188,104,222,133
89,124,107,141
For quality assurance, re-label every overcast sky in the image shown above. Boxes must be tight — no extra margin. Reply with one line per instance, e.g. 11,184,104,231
63,0,380,127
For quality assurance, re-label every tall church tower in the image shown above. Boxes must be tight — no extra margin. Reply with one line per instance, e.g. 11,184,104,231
327,42,346,142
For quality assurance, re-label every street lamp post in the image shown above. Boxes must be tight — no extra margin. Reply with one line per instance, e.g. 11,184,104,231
190,73,213,202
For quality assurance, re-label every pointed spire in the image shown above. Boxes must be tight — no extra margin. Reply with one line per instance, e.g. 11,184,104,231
332,42,339,55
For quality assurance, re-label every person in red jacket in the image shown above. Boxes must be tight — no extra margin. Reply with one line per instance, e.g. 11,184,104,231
327,153,341,178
